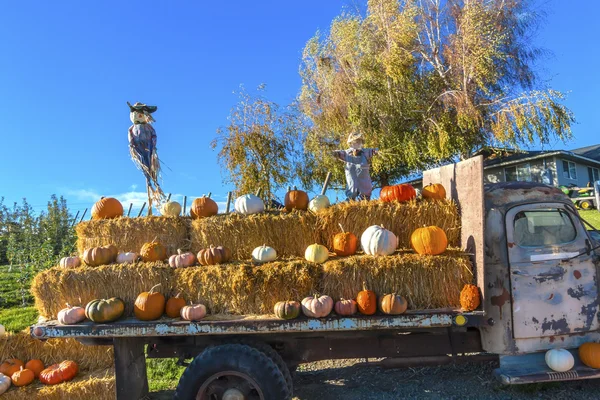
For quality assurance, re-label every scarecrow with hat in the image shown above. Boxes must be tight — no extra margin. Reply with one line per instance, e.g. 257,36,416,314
332,132,378,200
127,101,164,215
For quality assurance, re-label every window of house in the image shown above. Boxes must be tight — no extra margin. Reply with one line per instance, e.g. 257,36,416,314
505,163,531,182
588,167,599,184
562,160,577,180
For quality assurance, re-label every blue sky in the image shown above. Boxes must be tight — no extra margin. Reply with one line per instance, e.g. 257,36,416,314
0,0,598,216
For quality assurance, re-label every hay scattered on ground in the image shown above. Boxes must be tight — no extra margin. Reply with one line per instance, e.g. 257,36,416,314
317,200,461,250
31,262,175,319
189,211,320,260
0,332,113,371
76,216,189,256
2,368,115,400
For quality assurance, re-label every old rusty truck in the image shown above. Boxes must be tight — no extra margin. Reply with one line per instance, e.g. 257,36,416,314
31,155,600,400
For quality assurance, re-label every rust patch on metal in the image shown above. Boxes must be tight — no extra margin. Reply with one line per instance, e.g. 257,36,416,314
508,242,514,248
574,270,582,279
541,318,569,335
548,293,554,300
491,287,510,319
549,336,555,343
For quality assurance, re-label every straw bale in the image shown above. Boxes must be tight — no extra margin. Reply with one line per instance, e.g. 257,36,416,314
75,216,189,256
0,332,113,371
189,211,319,260
317,200,461,250
31,262,175,319
321,250,472,310
2,368,115,400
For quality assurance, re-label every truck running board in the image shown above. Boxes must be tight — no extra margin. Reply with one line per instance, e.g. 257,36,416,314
495,350,600,385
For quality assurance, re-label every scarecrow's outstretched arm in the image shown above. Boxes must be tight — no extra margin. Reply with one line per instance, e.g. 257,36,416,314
332,150,348,161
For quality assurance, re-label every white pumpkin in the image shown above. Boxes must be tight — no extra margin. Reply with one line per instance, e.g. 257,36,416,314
57,304,86,325
415,188,422,198
0,324,5,337
234,194,265,215
0,372,11,395
308,195,330,213
305,243,329,263
161,201,182,217
59,256,81,269
252,245,277,264
116,252,138,264
361,225,398,256
545,348,574,372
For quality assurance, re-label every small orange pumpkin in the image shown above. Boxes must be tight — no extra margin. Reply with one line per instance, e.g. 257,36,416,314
460,284,481,311
134,284,166,321
579,343,600,369
91,197,123,219
140,241,167,262
334,299,357,316
379,293,408,315
284,189,309,211
165,293,187,318
380,184,416,203
25,360,44,378
356,282,377,315
332,224,358,256
422,183,446,200
39,361,78,385
410,226,448,255
11,367,35,387
0,359,24,377
83,244,118,266
197,246,232,266
190,196,218,219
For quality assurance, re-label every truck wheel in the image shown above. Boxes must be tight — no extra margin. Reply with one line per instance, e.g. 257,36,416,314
580,200,593,210
174,344,290,400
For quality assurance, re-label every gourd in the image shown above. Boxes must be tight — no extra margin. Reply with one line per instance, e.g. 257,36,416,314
190,196,218,219
284,189,309,211
25,360,45,378
304,243,329,263
545,349,574,372
301,294,333,318
83,245,118,266
91,197,123,219
334,299,357,316
0,359,24,377
197,246,232,266
411,226,448,255
252,245,277,264
59,256,81,269
160,201,182,217
361,225,397,256
356,282,376,315
57,303,86,325
332,224,358,256
134,284,166,321
169,249,196,268
11,367,35,387
579,343,600,369
0,372,11,395
422,183,446,200
165,293,187,318
39,360,78,385
308,195,330,213
234,194,264,215
180,304,207,321
460,284,481,311
140,241,167,262
380,184,416,203
379,293,408,315
116,251,138,264
274,301,301,320
85,298,125,323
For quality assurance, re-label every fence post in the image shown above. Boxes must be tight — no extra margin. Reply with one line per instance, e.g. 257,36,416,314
595,181,600,212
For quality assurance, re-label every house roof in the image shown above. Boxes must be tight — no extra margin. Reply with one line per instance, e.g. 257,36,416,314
571,144,600,160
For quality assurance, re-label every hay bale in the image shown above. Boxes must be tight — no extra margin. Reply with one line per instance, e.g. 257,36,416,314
317,200,461,250
75,216,189,256
0,332,113,371
321,251,472,310
189,211,320,260
2,368,115,400
31,262,175,319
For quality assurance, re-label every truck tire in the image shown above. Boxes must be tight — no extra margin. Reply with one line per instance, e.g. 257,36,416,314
174,343,290,400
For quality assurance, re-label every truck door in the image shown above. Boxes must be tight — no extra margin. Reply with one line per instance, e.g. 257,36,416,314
506,203,599,339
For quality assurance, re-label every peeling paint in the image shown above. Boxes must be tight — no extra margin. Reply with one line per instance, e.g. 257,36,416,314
541,318,570,335
532,267,565,284
567,285,586,300
491,288,510,319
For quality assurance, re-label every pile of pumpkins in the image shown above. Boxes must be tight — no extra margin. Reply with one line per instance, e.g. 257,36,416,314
0,358,78,393
545,344,600,372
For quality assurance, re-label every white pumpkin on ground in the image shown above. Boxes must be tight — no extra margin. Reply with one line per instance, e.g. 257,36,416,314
116,252,138,264
57,304,86,325
308,195,330,213
361,225,398,256
252,245,277,264
545,348,574,372
0,372,11,395
304,243,329,263
0,324,5,337
235,194,265,215
161,201,182,217
59,256,81,269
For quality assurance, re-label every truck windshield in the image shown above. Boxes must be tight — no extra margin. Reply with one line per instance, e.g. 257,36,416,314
514,209,577,247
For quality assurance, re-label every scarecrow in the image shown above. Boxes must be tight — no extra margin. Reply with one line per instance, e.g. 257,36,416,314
332,132,378,200
127,101,164,215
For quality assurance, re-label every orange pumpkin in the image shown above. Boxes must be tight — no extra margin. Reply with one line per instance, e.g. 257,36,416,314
579,343,600,369
379,293,408,315
83,244,118,266
410,226,448,255
284,189,309,211
91,197,123,219
356,282,377,315
25,359,45,378
460,284,481,311
39,361,78,385
0,359,24,377
11,367,35,387
165,293,187,318
380,184,416,203
422,183,446,200
334,299,357,316
197,246,232,266
332,224,358,256
134,284,166,321
190,196,218,219
140,241,167,262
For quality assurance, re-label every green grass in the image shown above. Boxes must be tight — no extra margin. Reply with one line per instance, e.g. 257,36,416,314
0,306,39,332
147,358,186,392
579,209,600,229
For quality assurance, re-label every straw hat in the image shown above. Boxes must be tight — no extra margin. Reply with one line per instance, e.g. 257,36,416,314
346,132,364,144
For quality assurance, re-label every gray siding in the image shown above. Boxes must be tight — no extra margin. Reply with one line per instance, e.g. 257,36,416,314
555,157,599,187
